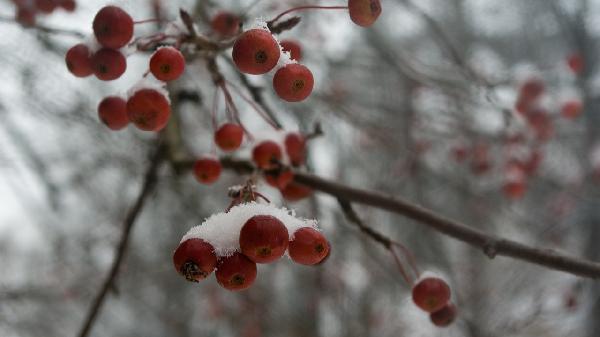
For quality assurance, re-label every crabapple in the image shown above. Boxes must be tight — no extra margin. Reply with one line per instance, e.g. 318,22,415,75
561,100,582,119
412,277,451,313
58,0,76,12
252,141,282,169
348,0,382,27
215,123,244,151
211,11,241,38
193,157,222,184
91,48,127,81
16,6,36,27
430,302,457,327
503,180,526,199
288,227,330,265
35,0,57,13
173,238,218,282
284,132,306,166
280,182,312,201
126,88,171,131
239,215,289,263
215,252,257,291
280,40,302,61
519,78,544,102
93,6,134,49
149,47,185,82
265,168,293,189
273,64,314,102
97,96,129,130
232,29,280,75
567,53,584,74
65,44,93,77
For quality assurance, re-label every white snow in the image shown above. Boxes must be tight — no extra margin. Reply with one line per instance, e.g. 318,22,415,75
126,76,171,103
180,201,319,257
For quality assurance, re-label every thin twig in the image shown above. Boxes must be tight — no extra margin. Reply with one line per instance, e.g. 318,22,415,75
0,15,86,38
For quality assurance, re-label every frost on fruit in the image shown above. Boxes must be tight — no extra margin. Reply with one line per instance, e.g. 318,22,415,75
127,76,171,104
181,202,319,257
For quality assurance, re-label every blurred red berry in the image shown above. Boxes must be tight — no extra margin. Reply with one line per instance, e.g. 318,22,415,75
98,96,129,130
430,302,457,327
193,157,222,184
280,40,302,61
215,123,244,151
126,89,171,131
232,29,280,75
567,53,584,74
252,140,282,169
91,48,127,81
93,6,134,49
288,227,330,265
412,277,451,313
273,64,314,102
149,46,185,82
65,44,93,77
211,11,241,38
215,252,257,291
280,182,312,201
348,0,382,27
561,100,583,119
284,132,306,166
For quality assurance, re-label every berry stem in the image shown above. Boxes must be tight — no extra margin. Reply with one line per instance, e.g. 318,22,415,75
226,80,281,130
133,18,163,25
268,5,349,25
219,83,254,141
390,241,420,279
389,247,413,286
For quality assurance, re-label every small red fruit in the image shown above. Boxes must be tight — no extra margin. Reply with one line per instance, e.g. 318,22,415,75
98,96,129,130
58,0,76,12
239,215,289,263
232,29,280,75
193,157,222,184
252,140,282,169
280,182,312,201
348,0,382,27
503,180,526,199
126,89,171,131
288,227,330,265
215,252,257,291
519,78,544,102
280,40,302,61
273,64,314,102
149,46,185,82
16,7,36,27
93,6,134,49
91,48,127,81
35,0,57,13
65,44,93,77
430,302,457,327
265,169,294,189
173,238,218,282
284,132,306,166
215,123,244,151
561,100,583,119
412,277,451,313
567,53,584,74
211,11,241,38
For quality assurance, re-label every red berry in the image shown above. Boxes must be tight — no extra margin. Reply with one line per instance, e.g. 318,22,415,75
126,89,171,131
65,44,93,77
561,100,583,119
16,7,36,27
252,140,282,169
526,109,554,141
273,64,314,102
215,252,257,291
173,238,218,282
215,123,244,151
284,132,306,166
265,169,294,189
567,53,584,74
503,180,526,199
280,182,312,201
232,29,280,75
149,47,185,82
430,302,457,327
280,40,302,61
412,277,451,313
450,145,468,163
58,0,76,12
93,6,134,49
348,0,382,27
98,96,129,130
91,48,127,81
288,227,330,265
211,11,241,38
35,0,57,13
519,78,544,102
239,215,289,263
193,157,222,184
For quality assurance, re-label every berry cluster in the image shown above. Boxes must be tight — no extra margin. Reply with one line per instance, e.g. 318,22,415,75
10,0,75,27
64,6,187,132
412,276,457,327
173,195,330,291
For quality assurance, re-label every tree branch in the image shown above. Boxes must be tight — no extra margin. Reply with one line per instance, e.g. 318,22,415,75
0,15,85,38
75,144,163,337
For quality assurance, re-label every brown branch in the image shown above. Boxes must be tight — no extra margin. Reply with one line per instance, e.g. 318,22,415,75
174,157,600,279
75,144,163,337
0,15,85,38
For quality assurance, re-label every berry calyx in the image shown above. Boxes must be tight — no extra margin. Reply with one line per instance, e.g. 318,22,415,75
280,40,302,61
93,6,134,49
215,252,257,291
239,215,289,263
232,29,280,75
252,141,283,169
193,157,222,184
280,182,312,201
273,64,314,102
284,132,306,166
211,11,241,38
98,96,129,130
412,277,451,313
215,123,244,152
65,44,93,77
126,88,171,131
288,227,330,265
149,46,185,82
348,0,382,27
173,238,218,282
430,302,457,327
91,48,127,81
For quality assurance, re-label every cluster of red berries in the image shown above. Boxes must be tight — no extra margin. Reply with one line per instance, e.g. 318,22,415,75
65,6,187,132
173,213,330,291
11,0,75,27
412,276,457,327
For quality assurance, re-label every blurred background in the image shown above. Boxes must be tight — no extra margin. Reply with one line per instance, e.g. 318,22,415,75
1,0,599,336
